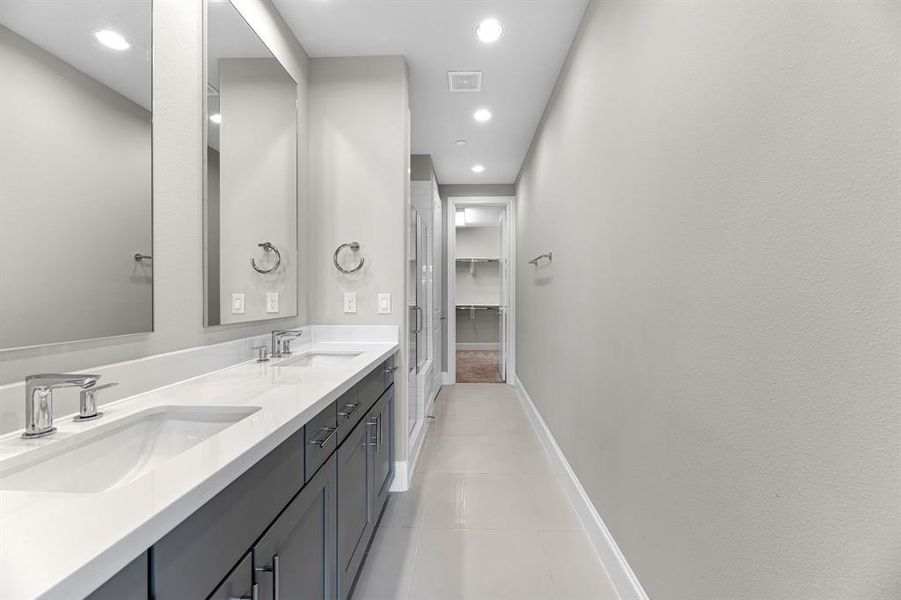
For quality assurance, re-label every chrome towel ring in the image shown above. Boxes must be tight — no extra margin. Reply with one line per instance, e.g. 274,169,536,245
251,242,281,274
334,242,364,274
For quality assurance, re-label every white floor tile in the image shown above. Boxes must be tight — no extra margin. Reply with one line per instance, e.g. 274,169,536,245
352,527,420,600
538,530,620,600
352,384,617,600
407,529,557,600
417,434,517,474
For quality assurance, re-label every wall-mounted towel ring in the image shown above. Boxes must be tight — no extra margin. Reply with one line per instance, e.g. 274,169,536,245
528,252,553,266
251,242,281,274
334,242,364,274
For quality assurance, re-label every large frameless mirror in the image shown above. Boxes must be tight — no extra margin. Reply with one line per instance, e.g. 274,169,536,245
0,0,153,349
204,0,298,326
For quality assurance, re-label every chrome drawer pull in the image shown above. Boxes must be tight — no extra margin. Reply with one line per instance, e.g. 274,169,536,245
383,366,399,374
338,402,360,418
256,555,279,600
309,425,338,448
367,419,378,447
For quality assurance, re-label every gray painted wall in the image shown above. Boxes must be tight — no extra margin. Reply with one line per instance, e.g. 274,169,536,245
515,2,901,599
0,25,152,348
307,56,410,459
0,0,309,384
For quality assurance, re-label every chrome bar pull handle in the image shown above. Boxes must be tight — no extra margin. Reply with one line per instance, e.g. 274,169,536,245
367,419,378,446
338,402,360,418
256,555,279,600
309,426,338,448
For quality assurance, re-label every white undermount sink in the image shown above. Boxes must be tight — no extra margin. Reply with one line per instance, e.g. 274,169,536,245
278,351,362,368
0,405,260,494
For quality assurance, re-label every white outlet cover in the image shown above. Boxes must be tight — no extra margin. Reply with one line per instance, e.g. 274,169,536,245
378,293,392,314
265,292,279,314
231,293,245,314
343,292,357,314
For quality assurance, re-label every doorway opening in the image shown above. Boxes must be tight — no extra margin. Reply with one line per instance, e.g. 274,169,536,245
447,197,515,385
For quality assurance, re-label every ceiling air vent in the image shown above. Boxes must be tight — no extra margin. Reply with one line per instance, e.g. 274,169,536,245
448,71,482,93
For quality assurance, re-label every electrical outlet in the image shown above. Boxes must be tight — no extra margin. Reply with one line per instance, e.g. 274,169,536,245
378,293,392,314
265,292,279,313
343,292,357,314
231,293,245,314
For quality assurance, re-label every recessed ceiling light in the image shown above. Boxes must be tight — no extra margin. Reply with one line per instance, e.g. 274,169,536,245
94,29,130,51
475,18,504,43
471,164,485,173
473,109,492,123
455,140,467,146
209,113,222,124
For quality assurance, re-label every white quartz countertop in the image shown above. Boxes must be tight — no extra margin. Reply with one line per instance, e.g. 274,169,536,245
0,339,398,600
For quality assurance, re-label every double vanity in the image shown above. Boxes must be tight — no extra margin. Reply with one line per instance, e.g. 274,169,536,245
0,329,399,600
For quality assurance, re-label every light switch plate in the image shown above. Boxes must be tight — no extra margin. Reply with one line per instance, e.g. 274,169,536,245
343,292,357,314
378,293,392,314
231,293,245,314
265,292,279,313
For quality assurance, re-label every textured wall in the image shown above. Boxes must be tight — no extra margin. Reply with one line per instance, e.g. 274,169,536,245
516,2,901,599
0,0,308,389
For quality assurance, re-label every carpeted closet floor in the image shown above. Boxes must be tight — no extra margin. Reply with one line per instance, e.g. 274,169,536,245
456,350,503,383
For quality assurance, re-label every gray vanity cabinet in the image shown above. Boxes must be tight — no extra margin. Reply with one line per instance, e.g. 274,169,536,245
337,417,372,600
86,357,396,600
338,384,396,600
254,453,338,600
369,387,394,518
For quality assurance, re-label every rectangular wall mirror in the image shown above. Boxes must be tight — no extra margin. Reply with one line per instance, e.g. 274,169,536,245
0,0,153,349
205,0,298,327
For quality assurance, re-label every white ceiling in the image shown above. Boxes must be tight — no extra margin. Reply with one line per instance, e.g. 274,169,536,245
273,0,588,185
0,0,151,109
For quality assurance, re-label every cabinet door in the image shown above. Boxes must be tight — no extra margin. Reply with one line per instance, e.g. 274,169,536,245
369,387,394,518
254,453,337,600
337,417,374,600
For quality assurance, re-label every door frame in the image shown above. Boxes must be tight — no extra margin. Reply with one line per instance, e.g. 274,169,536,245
446,196,516,385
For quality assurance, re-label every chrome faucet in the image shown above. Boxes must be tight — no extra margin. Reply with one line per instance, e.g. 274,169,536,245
271,329,303,358
23,373,101,438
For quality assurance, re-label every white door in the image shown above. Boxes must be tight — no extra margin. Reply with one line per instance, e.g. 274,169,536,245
431,181,443,395
499,211,509,382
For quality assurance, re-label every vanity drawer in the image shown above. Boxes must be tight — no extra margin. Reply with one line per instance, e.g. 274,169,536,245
357,360,389,416
305,401,338,480
151,430,304,600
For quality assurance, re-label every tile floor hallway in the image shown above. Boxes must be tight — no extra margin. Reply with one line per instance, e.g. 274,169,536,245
351,383,620,600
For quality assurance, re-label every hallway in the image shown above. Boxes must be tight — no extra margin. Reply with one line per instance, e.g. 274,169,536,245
351,383,618,600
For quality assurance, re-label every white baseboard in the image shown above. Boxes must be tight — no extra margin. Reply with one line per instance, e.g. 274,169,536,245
390,410,430,492
513,375,650,600
455,343,500,351
390,461,409,492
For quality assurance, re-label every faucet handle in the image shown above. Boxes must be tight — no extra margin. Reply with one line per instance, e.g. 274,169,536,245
253,345,270,362
75,382,118,422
